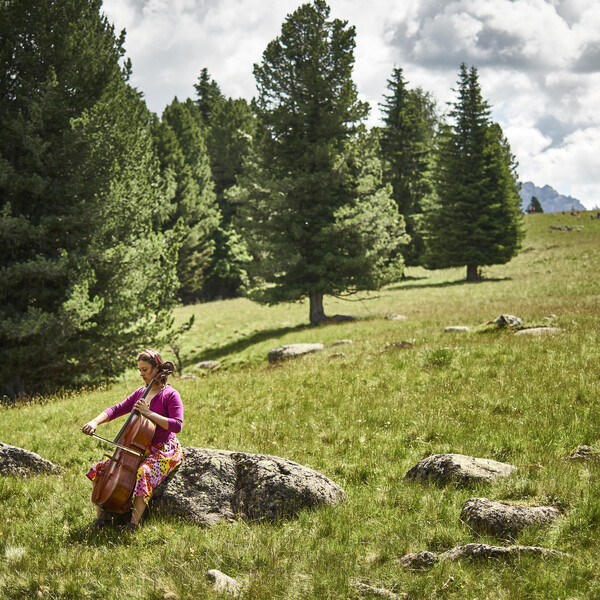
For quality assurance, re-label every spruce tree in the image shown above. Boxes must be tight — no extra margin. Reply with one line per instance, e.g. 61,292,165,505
528,195,543,213
193,69,254,299
153,98,220,301
0,0,180,395
233,0,405,325
424,64,524,281
194,67,224,123
379,68,436,267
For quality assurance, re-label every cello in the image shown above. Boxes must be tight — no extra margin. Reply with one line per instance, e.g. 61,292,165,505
88,361,174,513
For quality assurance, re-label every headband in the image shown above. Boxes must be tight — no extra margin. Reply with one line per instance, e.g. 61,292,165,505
144,348,162,368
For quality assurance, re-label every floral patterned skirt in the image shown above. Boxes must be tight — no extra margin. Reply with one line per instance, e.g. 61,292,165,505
87,437,183,505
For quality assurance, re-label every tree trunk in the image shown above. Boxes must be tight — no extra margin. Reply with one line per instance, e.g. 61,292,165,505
309,292,327,326
466,264,479,282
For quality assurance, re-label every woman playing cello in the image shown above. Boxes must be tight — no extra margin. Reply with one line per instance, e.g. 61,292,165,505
81,349,184,532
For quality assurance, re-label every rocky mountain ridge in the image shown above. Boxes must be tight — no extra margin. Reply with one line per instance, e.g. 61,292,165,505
519,181,586,213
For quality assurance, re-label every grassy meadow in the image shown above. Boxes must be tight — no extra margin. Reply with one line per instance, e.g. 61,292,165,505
1,210,600,599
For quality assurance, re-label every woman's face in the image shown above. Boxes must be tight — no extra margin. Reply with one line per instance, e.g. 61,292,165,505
137,360,157,385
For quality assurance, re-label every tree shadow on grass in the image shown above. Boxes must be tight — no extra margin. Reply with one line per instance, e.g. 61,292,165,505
387,276,511,292
185,323,310,366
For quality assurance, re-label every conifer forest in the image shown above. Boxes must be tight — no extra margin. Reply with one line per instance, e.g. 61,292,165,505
0,0,524,396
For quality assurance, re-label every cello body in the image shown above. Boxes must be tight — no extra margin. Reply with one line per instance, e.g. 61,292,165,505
91,407,156,513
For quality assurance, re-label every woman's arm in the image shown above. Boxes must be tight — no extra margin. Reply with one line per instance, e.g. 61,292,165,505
134,388,183,432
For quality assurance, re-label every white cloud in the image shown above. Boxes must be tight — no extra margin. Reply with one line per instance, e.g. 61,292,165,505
101,0,600,208
518,127,600,206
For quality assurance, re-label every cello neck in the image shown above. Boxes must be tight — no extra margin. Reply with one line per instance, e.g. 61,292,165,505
112,379,156,444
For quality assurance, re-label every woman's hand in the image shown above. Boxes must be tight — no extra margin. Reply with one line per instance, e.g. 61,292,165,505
81,421,98,435
134,399,153,418
81,411,109,435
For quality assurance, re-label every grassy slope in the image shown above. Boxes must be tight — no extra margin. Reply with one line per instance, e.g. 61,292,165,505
1,211,600,599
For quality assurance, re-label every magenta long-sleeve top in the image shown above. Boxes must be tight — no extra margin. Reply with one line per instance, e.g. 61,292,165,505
103,385,183,446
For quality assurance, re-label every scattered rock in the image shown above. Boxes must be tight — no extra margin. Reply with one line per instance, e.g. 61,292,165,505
440,543,566,562
330,339,353,347
514,327,563,336
568,445,600,460
550,225,582,231
543,314,557,320
329,352,346,358
460,497,561,538
206,570,242,597
386,314,407,321
398,550,439,571
151,448,345,525
194,361,221,370
268,343,324,363
404,454,517,486
400,544,566,570
444,326,470,332
382,341,414,352
352,581,407,599
0,442,62,477
492,314,523,328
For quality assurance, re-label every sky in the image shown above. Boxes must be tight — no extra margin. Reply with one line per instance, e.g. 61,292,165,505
102,0,600,209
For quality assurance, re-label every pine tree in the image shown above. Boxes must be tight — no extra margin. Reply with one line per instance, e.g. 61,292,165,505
153,98,220,301
0,0,180,395
424,64,524,281
379,68,436,266
234,0,406,325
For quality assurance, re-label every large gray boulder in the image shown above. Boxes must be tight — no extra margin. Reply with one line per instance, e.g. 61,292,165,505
151,447,345,525
268,343,324,363
404,454,517,486
460,497,562,537
0,442,62,477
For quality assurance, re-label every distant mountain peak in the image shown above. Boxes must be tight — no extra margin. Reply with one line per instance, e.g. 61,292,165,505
519,182,585,213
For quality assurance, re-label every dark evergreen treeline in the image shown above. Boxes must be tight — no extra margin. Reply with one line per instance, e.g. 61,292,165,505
0,0,523,396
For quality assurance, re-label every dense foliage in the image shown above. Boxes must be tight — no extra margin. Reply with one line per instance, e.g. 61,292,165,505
424,64,524,281
193,69,254,300
0,0,180,395
378,67,437,267
233,0,406,325
152,98,220,302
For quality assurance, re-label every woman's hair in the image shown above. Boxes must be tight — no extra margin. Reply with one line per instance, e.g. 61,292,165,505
137,349,165,370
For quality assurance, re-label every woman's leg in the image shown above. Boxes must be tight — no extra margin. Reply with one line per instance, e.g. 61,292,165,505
130,495,147,526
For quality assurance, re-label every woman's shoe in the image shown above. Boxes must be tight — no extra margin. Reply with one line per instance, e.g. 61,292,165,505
125,522,139,534
91,517,106,530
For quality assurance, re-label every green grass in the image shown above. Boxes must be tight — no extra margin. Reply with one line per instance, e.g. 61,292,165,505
2,210,600,599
